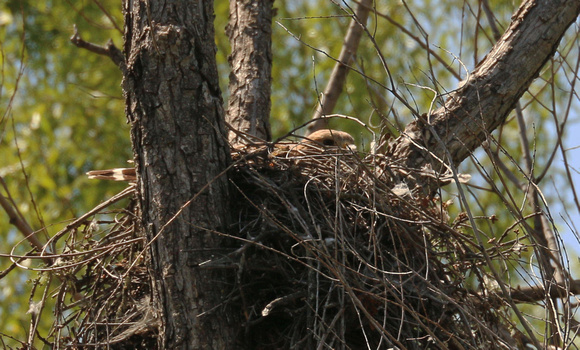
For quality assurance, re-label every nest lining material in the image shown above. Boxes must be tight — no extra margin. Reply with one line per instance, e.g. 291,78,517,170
46,142,524,349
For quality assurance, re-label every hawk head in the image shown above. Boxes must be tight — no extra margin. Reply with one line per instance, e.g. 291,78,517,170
297,129,355,151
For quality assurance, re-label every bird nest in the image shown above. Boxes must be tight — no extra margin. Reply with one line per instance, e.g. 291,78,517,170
43,140,523,349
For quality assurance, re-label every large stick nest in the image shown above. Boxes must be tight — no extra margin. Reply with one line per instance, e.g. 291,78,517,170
45,140,525,349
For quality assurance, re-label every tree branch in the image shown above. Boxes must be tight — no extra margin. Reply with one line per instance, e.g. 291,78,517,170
0,176,42,251
387,0,580,193
308,0,373,133
70,25,126,74
510,279,580,303
226,0,274,144
385,3,580,344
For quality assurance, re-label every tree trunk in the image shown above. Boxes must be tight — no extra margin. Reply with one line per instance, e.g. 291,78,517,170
226,0,274,144
122,0,237,348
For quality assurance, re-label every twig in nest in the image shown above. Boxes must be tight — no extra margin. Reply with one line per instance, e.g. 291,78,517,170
262,291,306,316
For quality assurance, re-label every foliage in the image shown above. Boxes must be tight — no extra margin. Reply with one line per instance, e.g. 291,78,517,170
1,0,579,348
0,0,126,344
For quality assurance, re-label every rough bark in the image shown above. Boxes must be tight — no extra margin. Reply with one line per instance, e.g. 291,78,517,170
226,0,274,144
122,0,236,348
388,0,580,193
308,0,373,133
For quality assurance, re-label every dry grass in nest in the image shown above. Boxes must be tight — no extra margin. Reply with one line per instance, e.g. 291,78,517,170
42,141,525,349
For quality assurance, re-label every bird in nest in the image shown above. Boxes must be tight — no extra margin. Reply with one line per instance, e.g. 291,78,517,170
87,129,356,182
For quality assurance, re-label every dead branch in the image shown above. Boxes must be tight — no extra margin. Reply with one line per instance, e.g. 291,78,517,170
70,24,126,74
308,0,373,133
511,279,580,303
0,177,42,251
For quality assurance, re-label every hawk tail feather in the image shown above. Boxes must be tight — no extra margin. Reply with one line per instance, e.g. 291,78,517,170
86,168,137,182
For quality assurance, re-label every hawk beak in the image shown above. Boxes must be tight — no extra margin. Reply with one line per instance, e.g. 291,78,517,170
342,143,356,151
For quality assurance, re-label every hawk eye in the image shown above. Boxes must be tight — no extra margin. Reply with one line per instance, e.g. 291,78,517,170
322,139,335,146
